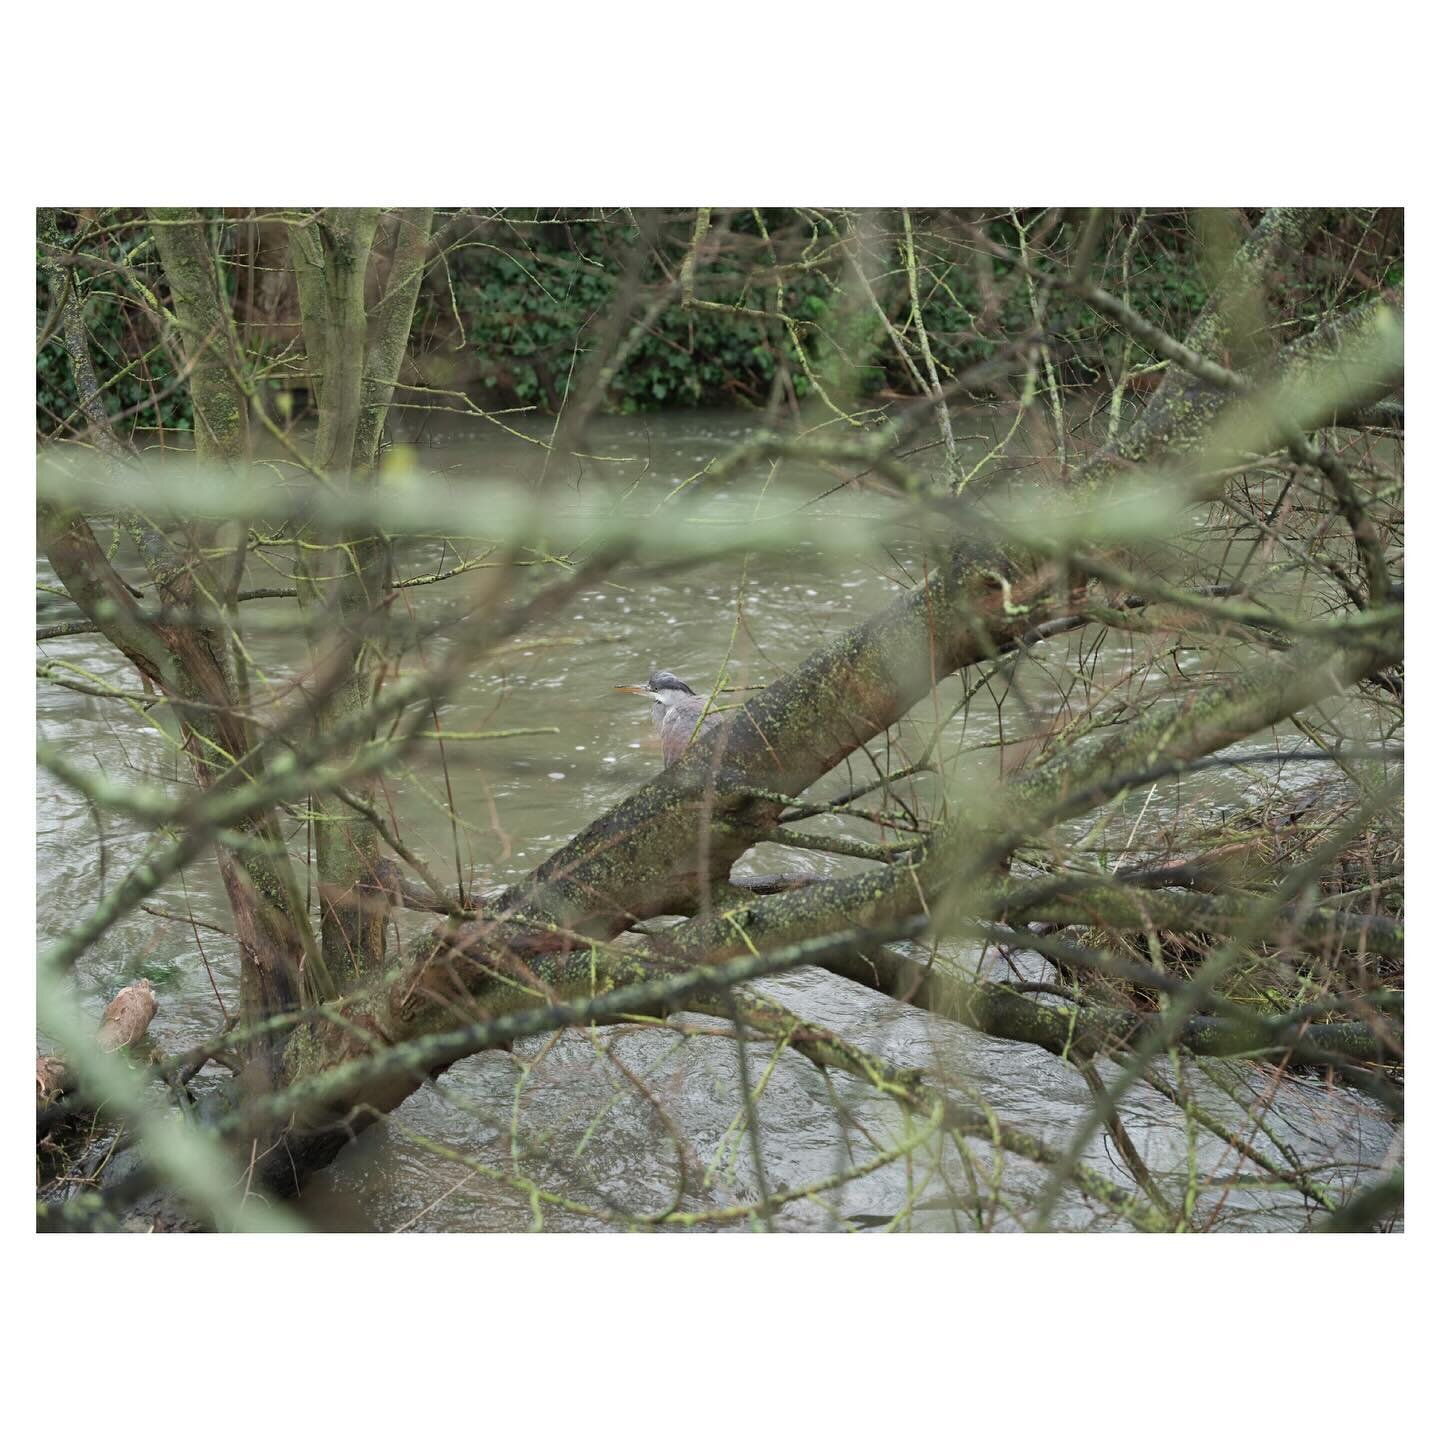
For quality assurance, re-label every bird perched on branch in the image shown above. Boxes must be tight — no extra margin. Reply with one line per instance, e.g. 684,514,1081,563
614,670,723,767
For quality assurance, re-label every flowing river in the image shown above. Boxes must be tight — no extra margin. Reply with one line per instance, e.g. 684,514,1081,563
36,409,1400,1230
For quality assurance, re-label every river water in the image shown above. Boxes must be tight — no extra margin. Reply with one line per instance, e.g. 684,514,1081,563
36,409,1400,1230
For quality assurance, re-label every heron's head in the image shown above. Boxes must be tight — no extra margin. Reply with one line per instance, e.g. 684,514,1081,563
614,670,697,706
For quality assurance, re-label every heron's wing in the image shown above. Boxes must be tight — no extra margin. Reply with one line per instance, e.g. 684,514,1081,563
659,700,724,766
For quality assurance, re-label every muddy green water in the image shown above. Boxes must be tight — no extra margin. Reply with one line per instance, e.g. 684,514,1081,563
36,410,1399,1230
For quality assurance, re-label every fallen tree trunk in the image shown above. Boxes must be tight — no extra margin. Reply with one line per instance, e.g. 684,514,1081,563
497,544,1059,933
252,609,1398,1194
998,881,1403,961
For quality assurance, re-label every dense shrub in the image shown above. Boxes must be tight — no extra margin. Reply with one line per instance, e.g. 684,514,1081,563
39,208,1399,439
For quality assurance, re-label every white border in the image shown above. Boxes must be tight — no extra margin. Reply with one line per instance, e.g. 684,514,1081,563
4,0,1428,1431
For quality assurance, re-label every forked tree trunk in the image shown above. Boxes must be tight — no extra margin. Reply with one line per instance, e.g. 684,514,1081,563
41,208,434,1089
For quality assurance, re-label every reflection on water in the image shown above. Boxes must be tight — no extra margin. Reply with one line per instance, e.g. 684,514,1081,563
36,410,1398,1230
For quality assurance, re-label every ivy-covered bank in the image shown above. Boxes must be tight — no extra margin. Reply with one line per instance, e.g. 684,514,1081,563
38,208,1401,438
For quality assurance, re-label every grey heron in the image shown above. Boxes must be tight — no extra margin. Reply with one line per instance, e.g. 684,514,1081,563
614,670,724,767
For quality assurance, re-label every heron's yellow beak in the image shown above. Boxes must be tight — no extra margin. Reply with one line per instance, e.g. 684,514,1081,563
613,684,650,696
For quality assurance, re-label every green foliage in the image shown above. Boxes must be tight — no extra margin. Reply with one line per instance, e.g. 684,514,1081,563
37,285,194,439
436,213,834,411
37,218,194,440
428,210,1227,411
